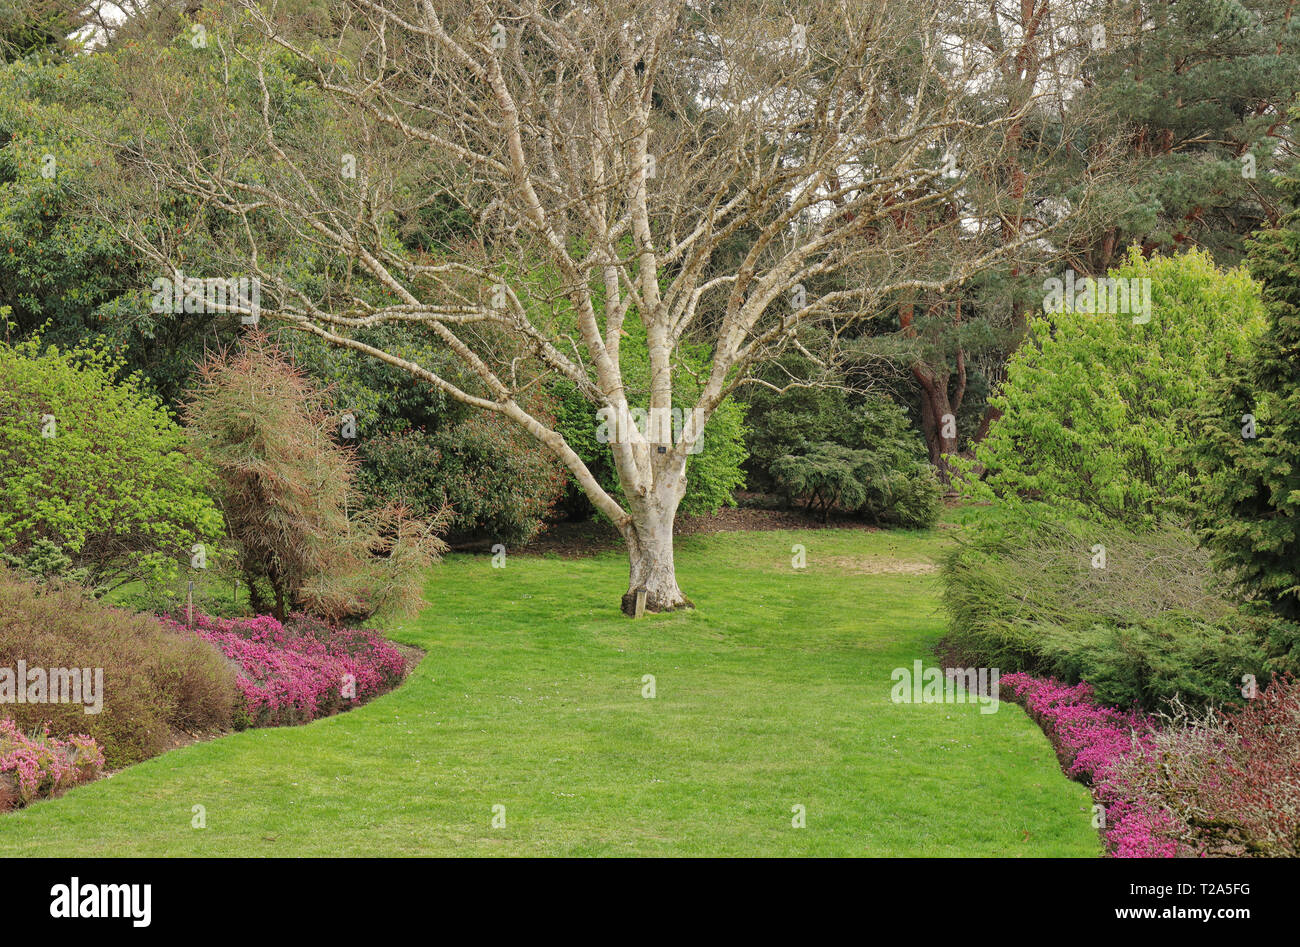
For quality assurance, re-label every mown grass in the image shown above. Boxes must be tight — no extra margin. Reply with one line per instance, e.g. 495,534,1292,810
0,520,1099,856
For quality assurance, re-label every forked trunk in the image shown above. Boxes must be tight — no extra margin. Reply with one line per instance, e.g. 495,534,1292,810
620,496,691,616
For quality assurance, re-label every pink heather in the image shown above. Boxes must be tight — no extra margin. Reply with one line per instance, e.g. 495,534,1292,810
0,719,105,809
1000,672,1178,858
160,612,407,728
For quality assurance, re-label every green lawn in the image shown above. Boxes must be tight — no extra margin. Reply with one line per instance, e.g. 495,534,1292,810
0,522,1100,856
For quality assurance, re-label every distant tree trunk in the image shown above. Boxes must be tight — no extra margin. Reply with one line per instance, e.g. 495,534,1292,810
916,372,958,469
902,301,965,478
245,567,270,617
973,405,1002,445
271,568,287,621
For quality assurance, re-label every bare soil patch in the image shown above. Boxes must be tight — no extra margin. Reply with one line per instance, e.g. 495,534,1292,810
819,555,937,575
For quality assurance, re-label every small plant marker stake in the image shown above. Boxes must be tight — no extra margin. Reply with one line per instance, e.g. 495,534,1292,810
634,589,647,619
187,578,195,628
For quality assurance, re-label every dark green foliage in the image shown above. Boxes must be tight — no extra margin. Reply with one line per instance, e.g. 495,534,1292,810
358,417,566,546
0,52,226,404
0,0,78,62
1077,0,1300,268
1189,158,1300,621
298,327,568,545
742,363,860,489
941,506,1276,709
770,444,875,519
764,392,943,528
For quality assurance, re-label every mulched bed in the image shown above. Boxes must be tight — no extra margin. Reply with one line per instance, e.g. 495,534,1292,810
452,505,884,559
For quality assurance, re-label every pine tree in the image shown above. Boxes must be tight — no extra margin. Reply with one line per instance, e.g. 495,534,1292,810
1078,0,1300,270
1190,154,1300,620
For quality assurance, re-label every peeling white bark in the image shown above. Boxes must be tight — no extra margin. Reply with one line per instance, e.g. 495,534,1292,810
620,451,691,615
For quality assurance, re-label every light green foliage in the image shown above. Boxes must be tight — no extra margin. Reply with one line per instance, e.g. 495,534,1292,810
554,317,748,518
677,396,748,516
967,249,1266,524
0,330,224,588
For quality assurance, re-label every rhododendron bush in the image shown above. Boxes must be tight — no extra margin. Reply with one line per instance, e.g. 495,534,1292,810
162,612,409,728
0,719,105,812
1003,672,1300,858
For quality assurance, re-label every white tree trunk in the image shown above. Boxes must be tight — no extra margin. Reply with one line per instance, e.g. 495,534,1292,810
619,456,692,616
621,508,690,615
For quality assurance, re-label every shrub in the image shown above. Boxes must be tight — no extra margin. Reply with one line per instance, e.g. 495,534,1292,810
0,538,95,590
165,612,408,728
0,720,105,812
358,415,565,546
768,397,943,527
0,568,239,767
771,444,874,519
1005,671,1300,857
306,326,568,545
1105,677,1300,857
742,358,860,489
183,333,448,622
967,249,1266,525
941,506,1270,709
0,333,224,589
